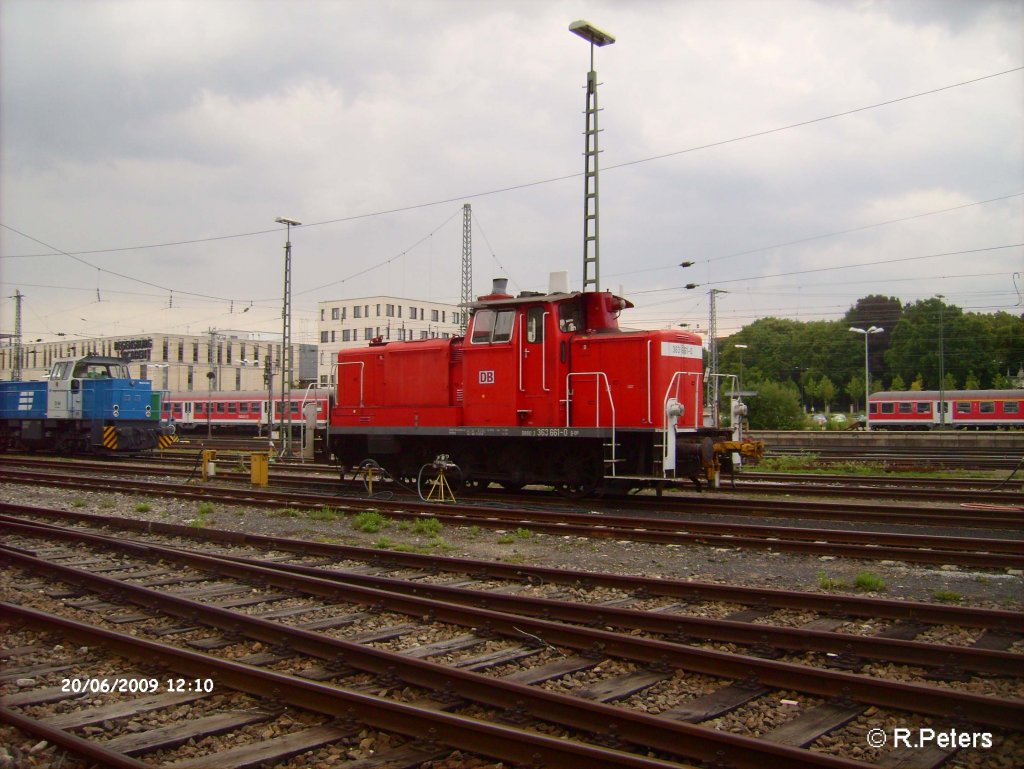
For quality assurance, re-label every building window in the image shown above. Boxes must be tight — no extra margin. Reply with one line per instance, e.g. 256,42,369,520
320,309,325,321
342,329,351,342
332,307,340,320
364,328,373,340
376,304,382,316
354,306,362,319
321,331,329,343
431,309,440,322
330,330,336,342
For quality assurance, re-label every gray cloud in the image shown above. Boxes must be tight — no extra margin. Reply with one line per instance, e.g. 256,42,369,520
1,0,1021,341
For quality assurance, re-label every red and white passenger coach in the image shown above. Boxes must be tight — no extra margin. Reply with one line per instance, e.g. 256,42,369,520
162,389,330,432
869,390,1024,429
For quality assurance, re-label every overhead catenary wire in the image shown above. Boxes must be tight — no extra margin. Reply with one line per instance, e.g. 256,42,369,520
2,64,1019,269
2,66,1021,338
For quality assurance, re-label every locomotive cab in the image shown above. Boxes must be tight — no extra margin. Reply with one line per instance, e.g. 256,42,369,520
0,355,175,454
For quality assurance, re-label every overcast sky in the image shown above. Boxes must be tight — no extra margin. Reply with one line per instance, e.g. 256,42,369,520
1,0,1021,346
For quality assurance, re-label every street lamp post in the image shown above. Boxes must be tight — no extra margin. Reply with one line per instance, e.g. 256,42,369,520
936,294,946,428
276,216,301,458
849,326,883,430
205,371,215,438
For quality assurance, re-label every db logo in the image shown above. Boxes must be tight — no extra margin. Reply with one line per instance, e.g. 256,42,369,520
478,370,496,385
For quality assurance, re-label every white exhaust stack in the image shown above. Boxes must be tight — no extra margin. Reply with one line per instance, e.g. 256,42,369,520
549,270,570,294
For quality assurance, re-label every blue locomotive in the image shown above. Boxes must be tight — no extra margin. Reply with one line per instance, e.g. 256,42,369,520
0,354,176,454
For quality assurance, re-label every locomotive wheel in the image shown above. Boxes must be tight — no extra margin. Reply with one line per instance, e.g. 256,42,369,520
554,448,600,498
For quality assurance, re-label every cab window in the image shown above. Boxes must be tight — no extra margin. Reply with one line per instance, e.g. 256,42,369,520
558,301,581,332
471,309,516,344
526,307,545,343
471,310,495,344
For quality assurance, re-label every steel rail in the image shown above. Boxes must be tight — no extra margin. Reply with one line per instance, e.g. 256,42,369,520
4,454,1023,527
5,511,1017,676
0,704,151,769
1,558,871,769
1,603,690,769
3,502,1019,630
3,520,1022,731
208,548,1024,677
2,469,1021,567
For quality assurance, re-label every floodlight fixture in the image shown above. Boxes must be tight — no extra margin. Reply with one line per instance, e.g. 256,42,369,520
569,20,616,47
275,217,302,226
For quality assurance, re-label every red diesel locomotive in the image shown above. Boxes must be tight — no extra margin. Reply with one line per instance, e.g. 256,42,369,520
326,279,760,496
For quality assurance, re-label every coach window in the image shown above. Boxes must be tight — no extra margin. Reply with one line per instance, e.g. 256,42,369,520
956,402,971,414
215,402,226,414
227,403,237,414
980,401,995,414
1006,402,1020,414
916,402,930,414
880,402,894,414
898,403,912,414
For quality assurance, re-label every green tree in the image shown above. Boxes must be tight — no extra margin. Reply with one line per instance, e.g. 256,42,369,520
745,379,804,429
890,373,906,391
819,376,836,412
846,374,864,410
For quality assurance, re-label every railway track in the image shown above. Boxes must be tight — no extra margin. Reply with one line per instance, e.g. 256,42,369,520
2,465,1023,569
3,454,1024,530
2,510,1022,768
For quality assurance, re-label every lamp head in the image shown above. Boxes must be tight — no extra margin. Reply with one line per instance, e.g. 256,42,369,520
569,19,615,46
275,217,302,226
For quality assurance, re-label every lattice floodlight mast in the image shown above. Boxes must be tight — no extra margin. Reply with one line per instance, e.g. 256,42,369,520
460,203,472,333
12,289,24,381
708,289,727,426
569,20,615,294
276,216,301,458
